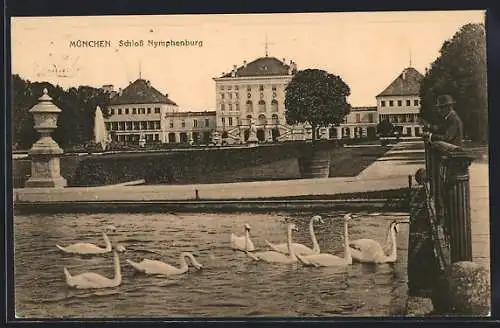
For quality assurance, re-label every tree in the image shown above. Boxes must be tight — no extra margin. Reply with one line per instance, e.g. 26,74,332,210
285,69,351,142
376,119,395,137
11,74,111,149
419,23,487,143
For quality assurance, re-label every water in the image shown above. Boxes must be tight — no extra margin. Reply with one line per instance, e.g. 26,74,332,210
14,211,409,318
94,106,108,150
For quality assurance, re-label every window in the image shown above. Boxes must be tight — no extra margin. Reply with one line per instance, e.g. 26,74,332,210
356,113,361,123
133,122,140,130
125,108,129,114
272,85,277,91
406,100,411,106
118,108,122,115
221,117,225,125
381,101,386,107
221,86,225,90
229,117,233,126
170,121,174,128
193,119,198,128
205,118,210,127
414,99,419,106
228,104,232,111
132,108,137,114
110,109,115,115
235,93,239,99
236,103,240,111
235,86,239,90
368,113,374,123
141,121,147,130
220,104,225,111
258,100,266,112
271,114,279,125
247,86,251,92
397,100,402,106
181,120,186,128
154,107,160,113
389,100,394,107
271,99,278,112
221,93,225,99
259,85,264,91
229,93,232,99
147,108,151,114
228,86,232,90
246,100,253,112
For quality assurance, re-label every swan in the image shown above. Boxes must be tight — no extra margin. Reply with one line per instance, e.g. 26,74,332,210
264,215,324,255
349,220,399,263
63,247,122,289
56,226,126,255
295,214,353,267
230,223,255,251
245,223,298,264
126,252,203,276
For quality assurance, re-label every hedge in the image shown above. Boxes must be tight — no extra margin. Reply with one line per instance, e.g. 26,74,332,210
69,141,342,187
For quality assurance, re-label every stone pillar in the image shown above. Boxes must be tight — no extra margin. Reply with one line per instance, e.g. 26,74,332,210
445,153,474,263
25,89,67,188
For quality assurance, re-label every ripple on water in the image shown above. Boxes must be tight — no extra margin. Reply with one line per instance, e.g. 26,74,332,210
14,212,407,318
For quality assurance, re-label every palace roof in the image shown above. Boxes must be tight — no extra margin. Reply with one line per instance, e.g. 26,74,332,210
220,56,297,78
376,67,424,97
110,79,178,106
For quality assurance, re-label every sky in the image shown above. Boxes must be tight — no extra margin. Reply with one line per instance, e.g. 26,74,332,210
11,11,485,110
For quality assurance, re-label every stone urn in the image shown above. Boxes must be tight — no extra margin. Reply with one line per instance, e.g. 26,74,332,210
298,140,331,179
25,88,67,188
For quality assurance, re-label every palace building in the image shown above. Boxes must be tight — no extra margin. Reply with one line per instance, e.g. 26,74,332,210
212,56,304,143
104,79,216,144
376,67,424,137
103,61,424,145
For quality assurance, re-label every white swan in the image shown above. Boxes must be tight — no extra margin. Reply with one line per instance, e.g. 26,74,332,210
295,214,353,267
264,215,324,255
349,220,399,263
126,252,203,275
230,223,255,251
56,226,126,255
63,247,122,289
245,223,298,264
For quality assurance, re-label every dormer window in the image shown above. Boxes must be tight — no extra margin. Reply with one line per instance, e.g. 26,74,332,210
259,85,264,91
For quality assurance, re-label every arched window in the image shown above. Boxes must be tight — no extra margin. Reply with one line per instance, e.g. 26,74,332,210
246,100,253,112
271,99,278,112
258,114,267,125
258,100,266,112
271,114,279,125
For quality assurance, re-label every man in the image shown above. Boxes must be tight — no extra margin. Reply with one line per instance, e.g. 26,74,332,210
425,94,463,147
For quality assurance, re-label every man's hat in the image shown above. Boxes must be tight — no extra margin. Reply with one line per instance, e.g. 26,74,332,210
435,94,455,107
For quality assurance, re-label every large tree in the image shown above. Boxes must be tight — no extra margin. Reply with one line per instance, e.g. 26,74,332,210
285,69,351,142
419,23,487,143
11,74,111,149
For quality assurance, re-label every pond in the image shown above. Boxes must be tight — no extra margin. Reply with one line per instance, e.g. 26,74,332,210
14,211,409,318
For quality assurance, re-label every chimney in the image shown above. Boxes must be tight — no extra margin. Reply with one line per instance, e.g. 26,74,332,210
243,60,247,68
283,58,286,63
425,67,429,74
118,88,123,96
146,80,151,87
165,93,169,98
402,69,407,80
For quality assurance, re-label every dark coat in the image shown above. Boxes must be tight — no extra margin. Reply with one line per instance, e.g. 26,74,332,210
430,110,463,147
